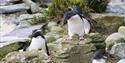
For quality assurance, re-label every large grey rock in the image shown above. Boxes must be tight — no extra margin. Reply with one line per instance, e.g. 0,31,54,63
49,41,96,63
106,0,125,14
0,50,50,63
109,43,125,59
0,0,20,6
16,13,43,28
17,13,43,22
23,0,41,13
0,24,43,47
105,26,125,50
0,0,20,3
0,3,29,13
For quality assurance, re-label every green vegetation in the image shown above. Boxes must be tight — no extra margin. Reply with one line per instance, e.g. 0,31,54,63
28,16,48,25
45,0,108,17
87,0,108,13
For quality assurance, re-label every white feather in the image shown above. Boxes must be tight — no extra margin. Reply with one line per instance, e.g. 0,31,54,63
28,36,47,53
92,59,106,63
67,14,90,37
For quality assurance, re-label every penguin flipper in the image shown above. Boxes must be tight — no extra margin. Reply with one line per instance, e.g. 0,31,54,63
45,42,50,56
23,42,30,51
82,18,91,34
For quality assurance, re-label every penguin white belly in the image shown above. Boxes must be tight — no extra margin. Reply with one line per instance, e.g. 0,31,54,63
68,15,85,36
82,18,90,34
28,36,45,51
92,59,106,63
117,59,125,63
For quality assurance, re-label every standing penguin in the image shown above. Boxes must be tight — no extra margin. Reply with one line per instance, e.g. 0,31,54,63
23,29,49,56
64,8,91,40
91,50,107,63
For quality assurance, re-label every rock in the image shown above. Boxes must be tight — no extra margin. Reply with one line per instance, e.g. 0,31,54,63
0,0,20,6
88,33,106,49
17,13,43,22
0,24,43,47
48,41,96,63
91,14,124,34
118,26,125,34
106,0,125,14
47,21,57,27
0,37,29,47
0,50,50,63
0,0,20,3
105,33,125,49
109,43,125,59
0,3,30,13
105,26,125,50
22,0,42,13
16,13,43,28
0,42,29,60
45,25,66,43
4,24,43,37
44,32,62,43
50,26,64,33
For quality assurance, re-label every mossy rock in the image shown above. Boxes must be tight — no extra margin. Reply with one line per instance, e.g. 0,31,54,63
0,42,28,60
86,33,106,49
94,16,124,34
49,42,96,63
28,16,48,25
1,50,50,63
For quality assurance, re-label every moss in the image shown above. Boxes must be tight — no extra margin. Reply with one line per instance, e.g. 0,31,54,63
94,16,124,34
116,38,125,44
28,16,48,25
89,33,106,49
0,42,28,60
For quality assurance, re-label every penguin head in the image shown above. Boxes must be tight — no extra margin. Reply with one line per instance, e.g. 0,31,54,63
92,49,107,59
92,49,107,63
29,29,45,38
63,10,77,21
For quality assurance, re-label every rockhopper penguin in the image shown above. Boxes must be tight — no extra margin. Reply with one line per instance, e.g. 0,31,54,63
64,6,91,40
91,50,107,63
22,29,49,56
